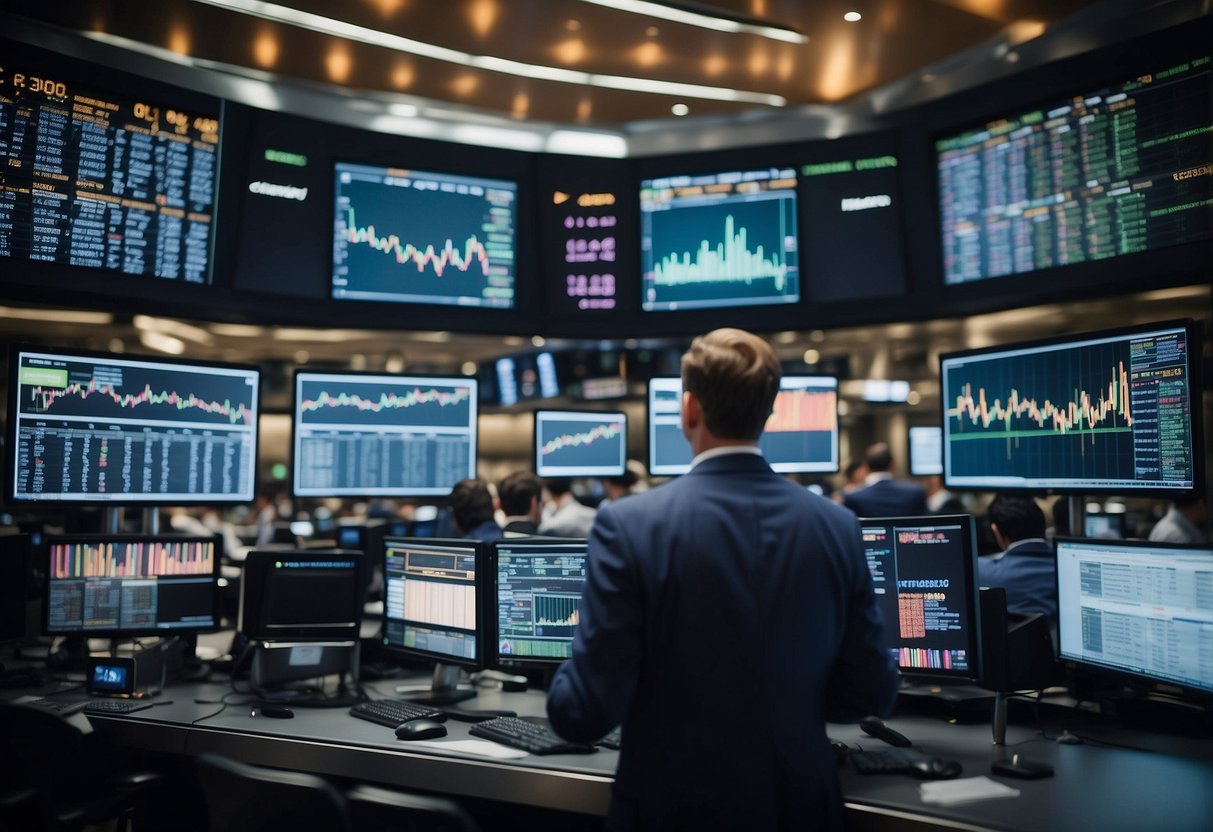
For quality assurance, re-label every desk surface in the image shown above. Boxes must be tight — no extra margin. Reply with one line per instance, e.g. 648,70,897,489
9,676,1213,831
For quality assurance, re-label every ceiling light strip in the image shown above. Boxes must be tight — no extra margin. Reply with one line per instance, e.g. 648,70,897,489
575,0,807,44
188,0,785,105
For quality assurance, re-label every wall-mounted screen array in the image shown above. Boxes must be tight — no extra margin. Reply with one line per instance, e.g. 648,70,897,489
859,515,981,679
493,538,588,664
534,410,627,478
647,375,838,476
332,162,517,308
908,425,943,477
1056,537,1213,696
382,538,483,667
940,321,1198,493
936,53,1212,285
5,347,260,505
292,371,477,498
0,38,221,283
639,167,799,312
44,535,218,636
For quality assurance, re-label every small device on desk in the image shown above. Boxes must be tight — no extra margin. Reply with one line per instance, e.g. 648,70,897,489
860,716,913,747
396,719,447,740
991,753,1053,779
87,656,163,697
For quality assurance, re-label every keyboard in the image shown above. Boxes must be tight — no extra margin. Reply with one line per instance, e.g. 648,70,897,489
23,697,91,716
850,748,960,778
469,716,597,755
596,726,622,749
349,699,445,728
83,699,154,715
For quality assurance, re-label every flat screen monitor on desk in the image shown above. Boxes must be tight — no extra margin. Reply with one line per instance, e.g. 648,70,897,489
292,370,478,498
858,516,982,680
381,538,485,703
939,320,1200,493
534,410,627,478
44,535,219,636
491,538,588,666
647,375,839,476
1055,537,1213,698
5,346,260,505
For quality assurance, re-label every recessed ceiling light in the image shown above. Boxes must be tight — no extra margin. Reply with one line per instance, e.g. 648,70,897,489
671,103,689,116
844,12,862,22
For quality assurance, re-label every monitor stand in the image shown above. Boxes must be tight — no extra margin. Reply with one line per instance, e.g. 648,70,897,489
395,662,478,705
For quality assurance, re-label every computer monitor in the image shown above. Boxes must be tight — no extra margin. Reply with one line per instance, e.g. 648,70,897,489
44,535,219,637
534,410,627,478
1055,537,1213,698
908,426,944,477
331,162,517,308
491,538,588,666
647,375,839,476
859,515,982,679
6,346,260,505
239,550,365,642
939,320,1200,493
639,166,800,312
381,537,485,702
291,370,478,498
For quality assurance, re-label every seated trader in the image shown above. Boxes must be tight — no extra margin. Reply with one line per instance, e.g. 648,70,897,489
842,442,927,518
538,477,597,538
448,479,504,542
979,494,1056,618
1148,492,1210,544
547,328,898,831
498,470,544,536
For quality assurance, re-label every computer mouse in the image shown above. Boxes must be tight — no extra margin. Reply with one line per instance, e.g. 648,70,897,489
908,757,962,779
1057,731,1084,745
258,704,294,719
395,719,448,740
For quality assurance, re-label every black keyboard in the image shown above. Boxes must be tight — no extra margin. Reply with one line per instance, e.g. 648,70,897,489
596,726,622,749
23,697,91,716
469,716,596,755
83,699,154,715
349,699,445,728
850,748,959,776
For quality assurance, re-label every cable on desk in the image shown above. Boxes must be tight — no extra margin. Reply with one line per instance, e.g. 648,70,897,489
191,691,256,725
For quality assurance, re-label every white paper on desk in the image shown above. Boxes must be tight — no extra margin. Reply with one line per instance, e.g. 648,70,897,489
406,739,529,759
919,776,1020,806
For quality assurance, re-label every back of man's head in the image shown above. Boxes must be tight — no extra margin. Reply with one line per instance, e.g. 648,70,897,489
544,477,573,499
448,479,495,533
499,470,542,517
987,494,1047,543
864,442,894,473
681,328,781,441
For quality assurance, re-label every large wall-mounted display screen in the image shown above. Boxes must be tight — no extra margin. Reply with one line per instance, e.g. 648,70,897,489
0,38,222,283
639,167,799,312
6,347,260,505
332,162,517,308
936,53,1211,285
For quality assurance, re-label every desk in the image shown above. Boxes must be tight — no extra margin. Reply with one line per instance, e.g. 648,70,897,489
27,679,1213,831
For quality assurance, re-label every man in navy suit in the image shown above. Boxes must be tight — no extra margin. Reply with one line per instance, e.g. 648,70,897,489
547,328,899,831
979,494,1056,618
843,442,927,518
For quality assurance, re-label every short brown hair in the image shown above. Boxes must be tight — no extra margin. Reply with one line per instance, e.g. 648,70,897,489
498,470,542,516
680,328,781,441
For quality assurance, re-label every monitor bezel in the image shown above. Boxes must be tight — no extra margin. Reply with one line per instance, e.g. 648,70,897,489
379,536,487,671
533,409,628,478
42,533,221,638
938,318,1202,495
859,513,983,682
5,344,261,507
1054,536,1213,699
488,536,588,669
239,548,366,643
290,368,479,499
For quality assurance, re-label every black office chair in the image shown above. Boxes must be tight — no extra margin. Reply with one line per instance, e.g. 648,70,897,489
0,703,161,832
195,753,352,832
345,784,480,832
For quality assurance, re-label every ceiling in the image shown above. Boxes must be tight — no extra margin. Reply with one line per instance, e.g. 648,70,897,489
4,0,1105,127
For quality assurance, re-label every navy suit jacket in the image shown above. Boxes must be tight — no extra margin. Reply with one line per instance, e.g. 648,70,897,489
977,539,1057,619
843,478,927,518
547,452,899,831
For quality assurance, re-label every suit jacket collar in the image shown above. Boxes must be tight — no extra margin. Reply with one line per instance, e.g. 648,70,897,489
688,451,773,477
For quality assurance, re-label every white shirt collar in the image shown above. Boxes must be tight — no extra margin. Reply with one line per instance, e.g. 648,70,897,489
690,444,763,470
863,471,895,486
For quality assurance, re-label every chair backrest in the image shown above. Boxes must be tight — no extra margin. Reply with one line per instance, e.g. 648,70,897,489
195,753,351,832
345,784,480,832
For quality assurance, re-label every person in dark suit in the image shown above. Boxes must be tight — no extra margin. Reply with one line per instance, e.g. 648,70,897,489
447,479,504,542
497,470,543,536
978,494,1056,618
547,328,899,832
843,441,927,518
